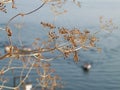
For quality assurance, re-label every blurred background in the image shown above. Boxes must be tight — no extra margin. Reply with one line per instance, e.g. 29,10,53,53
0,0,120,90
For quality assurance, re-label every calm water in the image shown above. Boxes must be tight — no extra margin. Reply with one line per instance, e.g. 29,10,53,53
0,0,120,90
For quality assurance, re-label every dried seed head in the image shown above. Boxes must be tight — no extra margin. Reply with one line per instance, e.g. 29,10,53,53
59,27,68,34
70,28,81,34
84,30,90,34
41,22,56,29
6,27,12,36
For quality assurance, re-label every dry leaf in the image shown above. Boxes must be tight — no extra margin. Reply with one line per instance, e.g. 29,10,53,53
73,51,79,63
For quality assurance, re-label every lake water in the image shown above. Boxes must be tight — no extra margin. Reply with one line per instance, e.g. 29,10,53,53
0,0,120,90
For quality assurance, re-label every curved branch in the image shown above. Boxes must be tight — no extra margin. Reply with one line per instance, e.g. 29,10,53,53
5,1,46,45
6,1,46,27
33,54,63,62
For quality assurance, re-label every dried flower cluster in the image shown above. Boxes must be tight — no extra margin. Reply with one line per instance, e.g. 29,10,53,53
0,0,15,13
0,1,7,13
41,22,56,29
100,16,118,32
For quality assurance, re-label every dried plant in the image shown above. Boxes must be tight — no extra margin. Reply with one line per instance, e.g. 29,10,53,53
0,0,117,90
0,2,7,13
0,0,15,13
99,16,118,33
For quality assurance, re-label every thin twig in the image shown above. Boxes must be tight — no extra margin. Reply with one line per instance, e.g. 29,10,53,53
5,1,46,45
